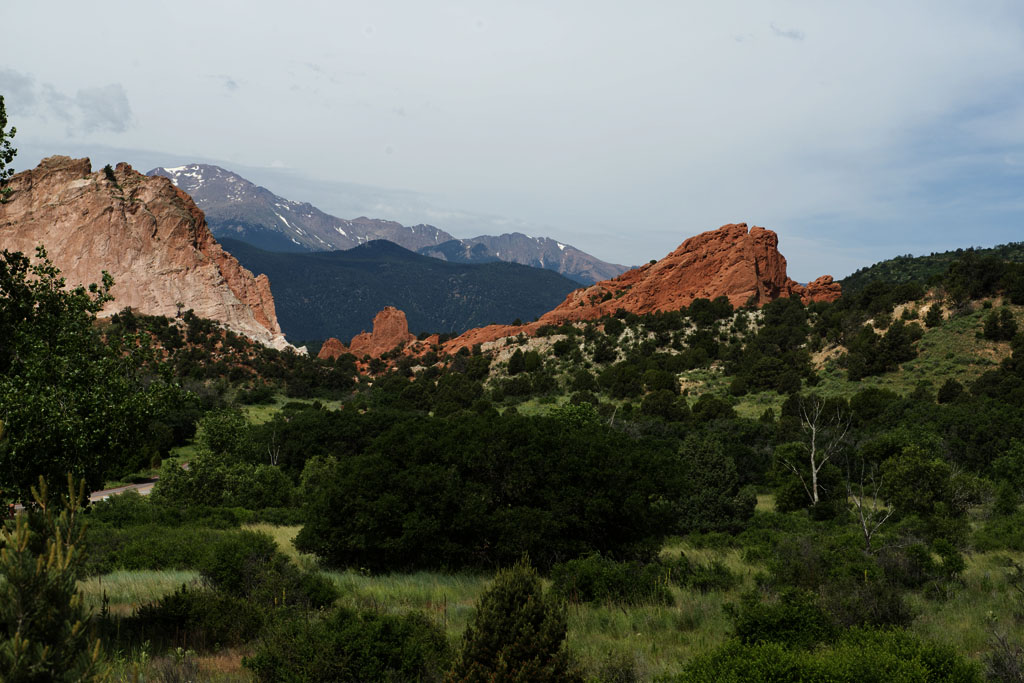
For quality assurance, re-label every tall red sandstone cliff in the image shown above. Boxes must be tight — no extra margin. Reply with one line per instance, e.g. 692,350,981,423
0,156,294,351
444,223,840,353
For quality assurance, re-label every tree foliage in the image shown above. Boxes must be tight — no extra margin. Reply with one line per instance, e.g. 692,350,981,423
0,94,15,202
294,409,691,571
0,249,181,500
0,477,110,681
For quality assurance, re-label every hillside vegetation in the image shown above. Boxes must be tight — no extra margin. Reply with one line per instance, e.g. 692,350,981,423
6,244,1024,681
841,241,1024,294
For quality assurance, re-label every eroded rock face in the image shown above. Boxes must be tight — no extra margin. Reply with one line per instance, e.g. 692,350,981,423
442,223,840,353
348,306,416,358
317,337,349,360
0,156,295,351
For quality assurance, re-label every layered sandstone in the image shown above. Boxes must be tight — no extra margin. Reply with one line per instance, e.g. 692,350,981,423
0,156,294,351
347,306,416,358
443,223,840,353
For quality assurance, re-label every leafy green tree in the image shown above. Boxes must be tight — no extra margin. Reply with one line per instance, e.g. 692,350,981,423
0,476,110,681
881,445,957,519
0,249,179,500
0,94,15,202
446,561,582,682
673,436,756,533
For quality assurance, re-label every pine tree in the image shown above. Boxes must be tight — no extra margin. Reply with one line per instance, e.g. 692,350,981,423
446,560,581,682
0,475,110,681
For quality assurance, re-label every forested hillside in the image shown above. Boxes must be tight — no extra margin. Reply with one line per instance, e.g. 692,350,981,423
220,238,580,341
841,241,1024,294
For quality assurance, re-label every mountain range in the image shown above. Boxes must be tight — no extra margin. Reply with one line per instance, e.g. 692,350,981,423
147,164,626,284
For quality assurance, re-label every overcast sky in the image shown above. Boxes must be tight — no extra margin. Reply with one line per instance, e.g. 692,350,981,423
4,1,1024,280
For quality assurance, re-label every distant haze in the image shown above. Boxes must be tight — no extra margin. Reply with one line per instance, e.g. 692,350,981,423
4,2,1024,281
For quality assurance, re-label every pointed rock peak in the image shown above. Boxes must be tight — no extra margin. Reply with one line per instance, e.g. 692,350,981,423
317,337,350,360
348,306,417,358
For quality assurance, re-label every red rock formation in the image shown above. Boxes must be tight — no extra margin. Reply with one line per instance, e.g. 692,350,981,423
0,156,294,351
317,337,349,360
348,306,416,358
801,275,842,303
443,223,840,353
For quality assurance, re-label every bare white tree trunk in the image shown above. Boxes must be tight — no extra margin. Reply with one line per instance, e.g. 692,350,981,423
781,394,851,507
845,458,894,552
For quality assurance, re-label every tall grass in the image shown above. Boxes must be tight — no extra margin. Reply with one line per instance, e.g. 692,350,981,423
79,570,200,613
910,551,1024,658
324,570,491,640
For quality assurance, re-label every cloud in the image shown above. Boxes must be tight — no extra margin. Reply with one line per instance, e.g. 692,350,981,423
770,23,805,41
208,74,239,92
75,84,132,133
0,69,37,113
0,69,132,135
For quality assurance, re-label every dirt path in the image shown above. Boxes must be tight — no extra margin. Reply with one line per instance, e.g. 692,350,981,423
88,479,158,502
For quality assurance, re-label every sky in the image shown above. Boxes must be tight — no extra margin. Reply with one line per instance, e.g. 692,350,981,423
3,1,1024,281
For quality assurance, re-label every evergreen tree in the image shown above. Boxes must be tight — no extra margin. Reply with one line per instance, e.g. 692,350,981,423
508,349,525,376
0,94,15,202
447,561,581,682
0,476,109,681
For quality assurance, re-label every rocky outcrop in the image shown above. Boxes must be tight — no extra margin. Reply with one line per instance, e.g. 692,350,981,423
348,306,416,358
317,337,349,360
442,223,840,353
802,275,842,303
0,156,295,351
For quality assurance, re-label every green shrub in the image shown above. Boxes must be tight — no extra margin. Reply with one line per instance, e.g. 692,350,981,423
87,491,246,529
113,585,263,652
84,524,225,574
974,510,1024,551
245,608,450,682
199,530,336,609
667,553,741,594
550,555,673,606
727,589,838,649
670,627,982,682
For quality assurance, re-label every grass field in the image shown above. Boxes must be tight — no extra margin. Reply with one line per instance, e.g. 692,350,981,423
80,517,1024,681
239,395,344,424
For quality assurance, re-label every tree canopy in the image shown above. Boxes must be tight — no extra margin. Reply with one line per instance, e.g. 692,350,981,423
0,248,184,500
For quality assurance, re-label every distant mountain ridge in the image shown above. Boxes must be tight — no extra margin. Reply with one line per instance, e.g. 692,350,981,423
147,163,453,253
218,238,581,342
146,163,627,284
419,233,627,284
